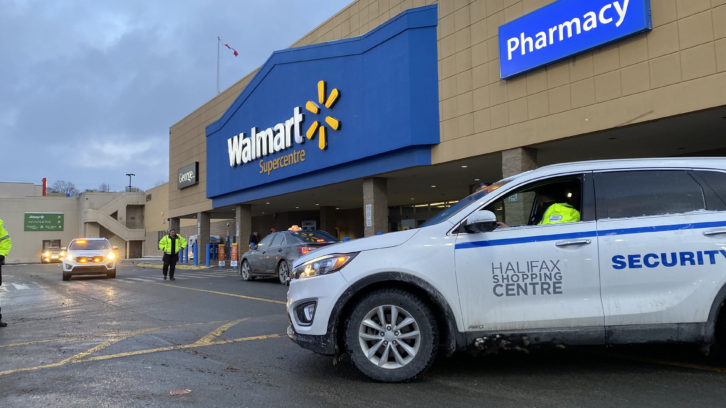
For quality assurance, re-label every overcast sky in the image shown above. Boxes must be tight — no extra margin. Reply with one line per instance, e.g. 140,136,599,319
0,0,353,192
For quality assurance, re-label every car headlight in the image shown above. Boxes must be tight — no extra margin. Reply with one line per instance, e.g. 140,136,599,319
43,251,50,257
66,253,74,261
292,253,358,280
106,252,116,260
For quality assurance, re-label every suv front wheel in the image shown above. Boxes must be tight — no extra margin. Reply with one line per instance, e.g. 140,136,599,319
344,289,438,382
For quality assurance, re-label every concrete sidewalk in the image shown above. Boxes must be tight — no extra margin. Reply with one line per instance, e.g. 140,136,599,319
122,256,237,271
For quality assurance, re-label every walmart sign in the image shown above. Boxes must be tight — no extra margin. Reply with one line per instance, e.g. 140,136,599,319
206,5,439,208
498,0,652,78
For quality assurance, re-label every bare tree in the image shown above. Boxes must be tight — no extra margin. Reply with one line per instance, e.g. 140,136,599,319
50,180,80,197
99,183,110,192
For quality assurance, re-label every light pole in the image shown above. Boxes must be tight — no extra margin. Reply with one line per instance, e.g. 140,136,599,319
125,173,135,191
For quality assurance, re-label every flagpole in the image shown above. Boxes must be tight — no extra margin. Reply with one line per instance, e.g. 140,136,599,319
217,36,221,94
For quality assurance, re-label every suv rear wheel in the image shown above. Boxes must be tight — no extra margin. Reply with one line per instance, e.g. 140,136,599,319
344,289,438,382
709,306,726,361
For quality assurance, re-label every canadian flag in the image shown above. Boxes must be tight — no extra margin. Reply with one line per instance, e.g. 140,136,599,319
224,43,238,57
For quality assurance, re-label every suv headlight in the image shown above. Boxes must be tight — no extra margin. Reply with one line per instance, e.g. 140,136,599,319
292,253,358,280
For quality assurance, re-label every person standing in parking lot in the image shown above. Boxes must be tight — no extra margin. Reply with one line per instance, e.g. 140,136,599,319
0,218,13,327
158,229,186,281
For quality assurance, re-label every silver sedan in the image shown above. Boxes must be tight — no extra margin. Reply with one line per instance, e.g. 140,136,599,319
240,230,338,284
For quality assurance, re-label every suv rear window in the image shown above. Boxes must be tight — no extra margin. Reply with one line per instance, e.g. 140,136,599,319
691,170,726,211
595,170,705,219
69,240,110,250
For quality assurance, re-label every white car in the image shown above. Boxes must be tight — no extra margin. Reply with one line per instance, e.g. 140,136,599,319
287,158,726,382
62,238,117,281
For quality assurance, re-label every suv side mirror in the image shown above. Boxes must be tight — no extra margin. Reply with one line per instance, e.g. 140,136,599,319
464,210,498,233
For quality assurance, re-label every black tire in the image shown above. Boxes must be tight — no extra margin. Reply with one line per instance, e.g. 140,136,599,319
240,260,253,281
277,261,290,285
62,272,71,281
107,269,116,279
709,307,726,361
344,289,438,382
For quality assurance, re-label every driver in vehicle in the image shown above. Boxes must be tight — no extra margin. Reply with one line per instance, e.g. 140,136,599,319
497,185,580,228
536,187,580,225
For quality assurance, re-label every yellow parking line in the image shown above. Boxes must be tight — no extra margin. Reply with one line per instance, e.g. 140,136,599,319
0,318,281,377
153,282,286,305
0,333,280,377
608,353,726,374
0,321,224,350
193,318,248,346
0,360,67,376
0,338,79,349
79,334,280,363
58,326,166,365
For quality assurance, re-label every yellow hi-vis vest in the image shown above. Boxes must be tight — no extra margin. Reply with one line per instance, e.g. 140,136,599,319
538,203,581,225
159,234,187,255
0,219,11,257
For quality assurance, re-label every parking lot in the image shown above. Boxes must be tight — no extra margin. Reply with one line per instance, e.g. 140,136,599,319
1,263,726,408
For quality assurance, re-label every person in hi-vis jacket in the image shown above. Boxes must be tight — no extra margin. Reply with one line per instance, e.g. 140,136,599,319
158,229,186,281
0,218,13,327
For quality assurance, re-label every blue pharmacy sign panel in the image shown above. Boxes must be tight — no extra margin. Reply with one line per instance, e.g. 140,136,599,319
498,0,652,79
206,6,440,208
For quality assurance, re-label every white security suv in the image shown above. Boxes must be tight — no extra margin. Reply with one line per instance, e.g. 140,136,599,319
62,238,117,280
287,158,726,382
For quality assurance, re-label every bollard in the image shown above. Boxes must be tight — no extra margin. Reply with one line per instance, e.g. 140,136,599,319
193,243,198,266
206,244,211,267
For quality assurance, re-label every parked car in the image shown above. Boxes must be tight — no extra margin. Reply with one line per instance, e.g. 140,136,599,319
287,157,726,382
62,238,117,281
41,247,65,263
241,229,338,284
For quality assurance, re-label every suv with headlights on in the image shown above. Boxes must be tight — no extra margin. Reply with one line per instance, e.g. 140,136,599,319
62,238,117,280
287,158,726,382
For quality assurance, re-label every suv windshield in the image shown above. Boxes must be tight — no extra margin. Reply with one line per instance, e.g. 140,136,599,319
420,180,511,228
69,240,110,250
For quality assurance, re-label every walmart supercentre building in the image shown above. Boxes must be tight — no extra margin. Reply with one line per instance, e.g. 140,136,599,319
167,0,726,264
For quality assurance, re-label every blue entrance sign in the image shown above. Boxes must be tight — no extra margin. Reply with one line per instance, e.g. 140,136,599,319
498,0,652,79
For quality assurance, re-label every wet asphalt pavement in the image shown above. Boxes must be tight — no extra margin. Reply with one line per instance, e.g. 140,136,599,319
1,263,726,408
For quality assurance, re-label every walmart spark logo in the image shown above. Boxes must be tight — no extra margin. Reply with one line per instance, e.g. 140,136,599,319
305,80,340,150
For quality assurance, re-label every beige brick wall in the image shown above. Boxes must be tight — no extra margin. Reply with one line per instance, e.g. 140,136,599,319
432,0,726,165
169,0,436,218
171,0,726,215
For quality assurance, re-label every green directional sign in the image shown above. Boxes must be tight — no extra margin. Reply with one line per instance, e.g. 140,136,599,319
24,213,64,231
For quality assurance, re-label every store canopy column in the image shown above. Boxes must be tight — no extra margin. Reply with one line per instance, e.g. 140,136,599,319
319,206,336,236
84,222,100,237
169,217,180,233
196,212,210,265
501,148,538,226
502,147,538,178
235,204,251,268
363,177,388,237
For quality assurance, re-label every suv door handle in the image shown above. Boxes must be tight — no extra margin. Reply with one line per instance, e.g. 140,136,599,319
703,229,726,237
555,239,591,247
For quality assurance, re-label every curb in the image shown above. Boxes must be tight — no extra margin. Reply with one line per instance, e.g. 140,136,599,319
136,263,212,270
135,263,239,272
